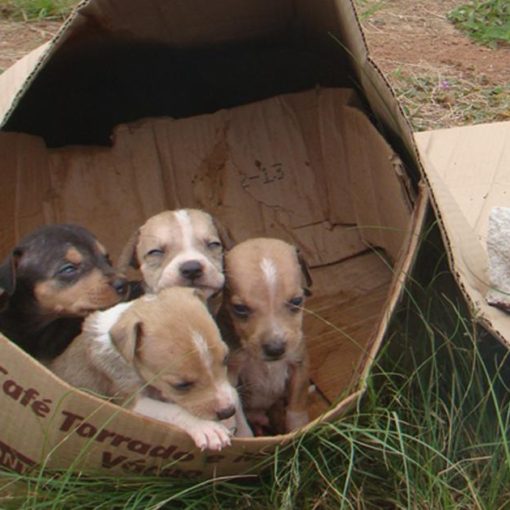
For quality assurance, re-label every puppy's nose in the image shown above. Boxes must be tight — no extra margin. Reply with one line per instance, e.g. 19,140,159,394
216,405,236,421
262,339,286,360
111,277,128,296
180,260,203,281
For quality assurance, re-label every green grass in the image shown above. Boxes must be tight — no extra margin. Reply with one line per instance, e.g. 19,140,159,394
0,0,78,21
3,218,510,508
448,0,510,48
354,0,386,21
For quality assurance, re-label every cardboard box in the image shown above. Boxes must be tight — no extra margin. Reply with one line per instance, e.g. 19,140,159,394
0,0,427,478
415,122,510,347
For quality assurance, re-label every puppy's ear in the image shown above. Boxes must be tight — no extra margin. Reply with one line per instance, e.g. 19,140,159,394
116,230,140,273
211,217,235,251
0,249,21,310
296,248,313,297
110,318,143,363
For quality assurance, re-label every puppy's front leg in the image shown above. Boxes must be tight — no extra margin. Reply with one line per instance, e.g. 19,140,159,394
133,397,233,451
285,352,310,432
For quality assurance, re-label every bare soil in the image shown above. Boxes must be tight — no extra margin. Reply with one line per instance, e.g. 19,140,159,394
361,0,510,85
0,19,59,71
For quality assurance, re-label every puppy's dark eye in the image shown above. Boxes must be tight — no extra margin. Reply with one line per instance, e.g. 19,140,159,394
103,254,113,266
288,296,304,312
206,240,222,250
172,381,194,392
231,303,251,319
223,353,229,366
146,248,164,257
56,263,78,277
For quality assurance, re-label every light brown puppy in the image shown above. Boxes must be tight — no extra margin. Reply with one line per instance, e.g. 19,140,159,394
220,238,312,435
48,287,252,451
118,209,229,310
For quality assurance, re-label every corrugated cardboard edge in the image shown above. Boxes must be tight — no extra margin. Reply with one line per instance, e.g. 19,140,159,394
356,183,429,386
334,0,424,198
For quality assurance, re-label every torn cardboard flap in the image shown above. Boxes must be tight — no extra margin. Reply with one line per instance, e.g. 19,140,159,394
415,121,510,346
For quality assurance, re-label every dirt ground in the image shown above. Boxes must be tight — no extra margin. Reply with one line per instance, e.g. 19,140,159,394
0,0,509,129
362,0,510,84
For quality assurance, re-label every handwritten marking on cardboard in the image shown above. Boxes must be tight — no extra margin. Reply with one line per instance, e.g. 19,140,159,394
241,160,285,189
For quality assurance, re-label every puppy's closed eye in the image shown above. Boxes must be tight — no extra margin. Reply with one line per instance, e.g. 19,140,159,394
172,380,195,392
206,240,222,250
231,303,251,319
146,248,165,257
55,262,80,280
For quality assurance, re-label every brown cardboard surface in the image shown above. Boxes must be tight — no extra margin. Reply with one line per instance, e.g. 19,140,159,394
0,0,426,478
415,122,510,346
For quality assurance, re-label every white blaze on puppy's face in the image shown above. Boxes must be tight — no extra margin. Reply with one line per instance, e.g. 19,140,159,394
191,329,213,373
136,209,225,296
260,257,277,304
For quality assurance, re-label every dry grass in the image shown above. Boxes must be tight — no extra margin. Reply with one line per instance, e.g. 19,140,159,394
389,63,510,131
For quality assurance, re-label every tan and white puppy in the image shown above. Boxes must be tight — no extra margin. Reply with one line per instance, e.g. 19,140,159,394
118,209,229,309
220,238,312,436
48,286,252,451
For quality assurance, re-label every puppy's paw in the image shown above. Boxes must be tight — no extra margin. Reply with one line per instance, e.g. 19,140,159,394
188,420,233,451
285,410,309,432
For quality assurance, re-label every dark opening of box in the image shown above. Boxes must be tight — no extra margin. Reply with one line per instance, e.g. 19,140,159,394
4,34,354,147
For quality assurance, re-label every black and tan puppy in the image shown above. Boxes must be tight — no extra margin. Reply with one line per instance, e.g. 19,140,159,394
0,224,128,360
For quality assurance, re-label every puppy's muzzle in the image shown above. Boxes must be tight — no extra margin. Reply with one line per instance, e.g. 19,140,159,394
179,260,204,282
216,405,236,421
262,337,287,361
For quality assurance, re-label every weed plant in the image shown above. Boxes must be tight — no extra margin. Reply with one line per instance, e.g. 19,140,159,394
0,0,77,21
448,0,510,48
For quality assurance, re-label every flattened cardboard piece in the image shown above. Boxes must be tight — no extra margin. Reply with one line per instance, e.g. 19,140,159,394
415,121,510,347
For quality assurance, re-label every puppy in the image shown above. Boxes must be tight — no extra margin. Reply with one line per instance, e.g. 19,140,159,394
0,224,128,360
219,238,312,436
48,287,252,450
118,209,229,311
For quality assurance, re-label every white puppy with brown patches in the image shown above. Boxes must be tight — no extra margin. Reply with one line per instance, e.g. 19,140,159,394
118,209,229,310
48,287,252,451
220,238,312,436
